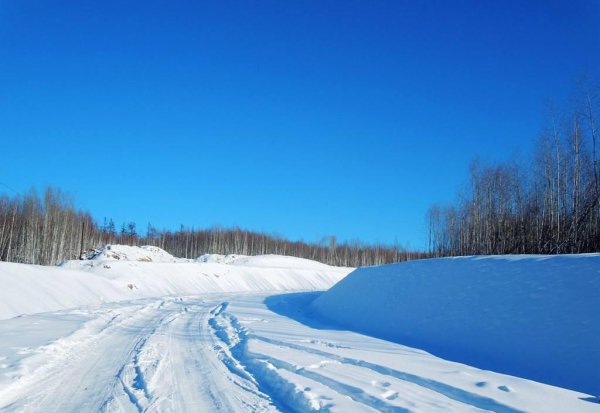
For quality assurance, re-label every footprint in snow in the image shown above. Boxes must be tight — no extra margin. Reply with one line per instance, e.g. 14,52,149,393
309,339,350,349
371,381,397,400
498,385,512,392
307,360,340,369
382,390,399,400
371,380,392,390
371,380,392,388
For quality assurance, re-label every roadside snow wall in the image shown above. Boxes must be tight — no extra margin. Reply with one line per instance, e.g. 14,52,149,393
310,254,600,395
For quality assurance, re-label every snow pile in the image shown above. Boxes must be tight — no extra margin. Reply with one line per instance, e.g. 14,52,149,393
196,253,246,264
197,253,340,270
0,245,351,321
310,254,600,395
81,244,186,263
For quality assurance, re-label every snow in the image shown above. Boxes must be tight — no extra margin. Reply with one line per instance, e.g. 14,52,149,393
0,292,597,413
81,244,187,263
0,245,350,320
196,253,243,264
197,253,341,270
0,247,598,412
310,254,600,396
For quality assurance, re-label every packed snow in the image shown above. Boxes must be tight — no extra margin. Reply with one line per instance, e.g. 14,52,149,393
0,246,598,412
0,245,350,320
311,254,600,396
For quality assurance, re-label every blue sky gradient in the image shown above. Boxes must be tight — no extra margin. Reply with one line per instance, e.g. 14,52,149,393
1,1,599,249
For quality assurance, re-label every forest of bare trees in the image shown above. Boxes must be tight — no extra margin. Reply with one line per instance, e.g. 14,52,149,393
144,227,424,267
428,84,600,256
0,187,424,267
5,83,597,265
0,188,97,266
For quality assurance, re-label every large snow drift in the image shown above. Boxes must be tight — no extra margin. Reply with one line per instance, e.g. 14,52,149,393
0,245,351,321
310,254,600,396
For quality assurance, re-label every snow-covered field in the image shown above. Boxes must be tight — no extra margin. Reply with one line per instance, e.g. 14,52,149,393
0,246,598,412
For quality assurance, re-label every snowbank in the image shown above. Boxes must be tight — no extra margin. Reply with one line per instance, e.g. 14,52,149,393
310,254,600,395
197,253,338,270
0,245,351,321
82,244,187,263
196,253,244,264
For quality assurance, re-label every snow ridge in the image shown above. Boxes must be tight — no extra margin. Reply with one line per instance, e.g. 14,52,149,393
310,254,600,396
0,245,351,320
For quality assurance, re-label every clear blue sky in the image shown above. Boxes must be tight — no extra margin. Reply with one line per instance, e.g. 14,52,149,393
1,1,599,249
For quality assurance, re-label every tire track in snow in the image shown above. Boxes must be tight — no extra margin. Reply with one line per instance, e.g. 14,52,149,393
0,296,281,413
209,302,401,412
252,356,410,413
209,302,315,412
247,335,525,413
211,304,525,413
143,303,245,412
113,299,276,413
0,302,154,412
113,310,181,412
0,299,182,413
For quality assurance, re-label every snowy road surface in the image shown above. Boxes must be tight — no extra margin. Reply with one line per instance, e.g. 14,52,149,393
0,293,597,413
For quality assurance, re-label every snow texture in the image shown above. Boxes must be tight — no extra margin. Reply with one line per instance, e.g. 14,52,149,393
0,292,597,413
310,254,600,396
0,247,598,412
0,244,350,321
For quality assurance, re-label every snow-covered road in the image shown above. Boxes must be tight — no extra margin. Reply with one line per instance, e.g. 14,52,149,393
0,292,596,413
0,295,275,412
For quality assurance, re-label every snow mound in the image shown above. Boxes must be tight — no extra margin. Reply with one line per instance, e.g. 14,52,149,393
0,246,352,321
196,253,246,264
310,254,600,396
82,244,185,263
197,253,339,270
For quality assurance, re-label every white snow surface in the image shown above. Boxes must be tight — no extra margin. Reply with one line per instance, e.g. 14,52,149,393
310,254,600,396
0,247,598,412
0,245,350,320
0,292,597,413
197,253,337,270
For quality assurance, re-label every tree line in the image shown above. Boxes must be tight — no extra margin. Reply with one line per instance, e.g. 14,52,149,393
428,83,600,256
7,84,596,264
0,187,425,267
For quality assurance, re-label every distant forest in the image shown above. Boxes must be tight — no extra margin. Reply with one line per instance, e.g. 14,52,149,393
0,187,424,267
428,82,600,255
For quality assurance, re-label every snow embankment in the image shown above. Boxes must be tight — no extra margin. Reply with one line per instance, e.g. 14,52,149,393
197,253,332,270
82,244,187,263
310,254,600,396
0,245,351,321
